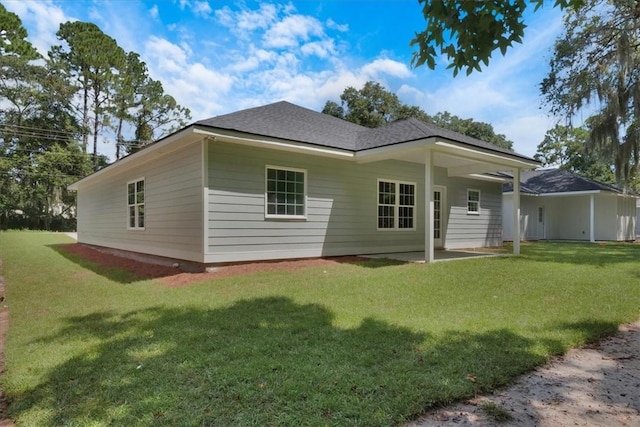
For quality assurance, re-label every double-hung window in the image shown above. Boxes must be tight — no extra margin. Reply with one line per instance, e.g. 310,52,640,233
377,179,416,230
127,178,145,229
265,166,306,219
467,189,480,214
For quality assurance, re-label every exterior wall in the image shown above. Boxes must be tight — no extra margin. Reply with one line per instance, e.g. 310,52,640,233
616,196,636,241
76,140,204,262
502,194,542,241
503,192,636,242
636,199,640,237
205,141,504,263
433,168,503,250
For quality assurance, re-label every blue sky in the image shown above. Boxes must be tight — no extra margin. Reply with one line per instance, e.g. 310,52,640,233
5,0,565,159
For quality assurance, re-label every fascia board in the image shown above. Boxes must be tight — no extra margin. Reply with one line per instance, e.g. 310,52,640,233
433,141,539,169
193,127,355,160
354,138,433,163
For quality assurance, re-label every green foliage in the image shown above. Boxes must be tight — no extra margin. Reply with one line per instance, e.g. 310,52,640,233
430,111,513,150
1,11,192,229
0,3,39,59
541,0,640,189
323,81,513,149
480,401,514,422
0,11,89,230
3,233,640,425
411,0,583,76
534,124,616,184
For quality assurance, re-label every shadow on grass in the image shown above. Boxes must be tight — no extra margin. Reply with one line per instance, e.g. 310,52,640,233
509,241,640,266
47,243,405,285
10,297,615,426
48,243,157,284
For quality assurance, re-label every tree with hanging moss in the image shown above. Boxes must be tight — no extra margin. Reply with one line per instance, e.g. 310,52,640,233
541,0,640,189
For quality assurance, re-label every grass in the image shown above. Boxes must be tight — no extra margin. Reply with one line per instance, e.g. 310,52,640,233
1,232,639,426
479,401,514,423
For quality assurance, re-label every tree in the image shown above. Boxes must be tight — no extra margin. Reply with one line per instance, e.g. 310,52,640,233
541,0,640,188
410,0,583,76
0,3,39,59
0,6,91,230
322,81,408,128
126,79,191,155
322,81,513,149
429,111,513,149
49,21,126,169
534,124,615,183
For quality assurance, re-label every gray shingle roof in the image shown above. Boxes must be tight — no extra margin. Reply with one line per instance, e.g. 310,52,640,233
196,101,363,150
196,101,534,161
503,169,626,194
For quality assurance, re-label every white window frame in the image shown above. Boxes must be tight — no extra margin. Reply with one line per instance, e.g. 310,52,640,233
127,177,145,230
467,189,480,215
377,178,416,231
264,165,307,220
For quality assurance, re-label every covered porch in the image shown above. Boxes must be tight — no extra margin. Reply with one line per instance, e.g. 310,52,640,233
356,138,539,262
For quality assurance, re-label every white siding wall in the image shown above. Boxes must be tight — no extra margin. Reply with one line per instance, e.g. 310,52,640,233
205,142,504,263
76,141,204,261
503,193,636,242
616,196,636,241
502,194,542,241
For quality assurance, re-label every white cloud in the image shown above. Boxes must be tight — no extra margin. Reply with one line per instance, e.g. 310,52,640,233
496,115,556,157
300,40,336,58
326,18,348,32
215,3,278,36
263,15,324,48
361,58,412,80
149,5,159,19
192,1,212,17
145,36,190,73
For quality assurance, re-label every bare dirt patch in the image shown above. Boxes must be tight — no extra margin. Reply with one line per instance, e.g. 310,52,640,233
57,243,370,287
409,321,640,427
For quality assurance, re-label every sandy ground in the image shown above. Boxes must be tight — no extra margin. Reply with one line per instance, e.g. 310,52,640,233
409,321,640,426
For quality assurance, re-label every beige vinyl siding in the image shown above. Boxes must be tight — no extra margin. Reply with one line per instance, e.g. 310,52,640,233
76,140,204,261
206,141,425,263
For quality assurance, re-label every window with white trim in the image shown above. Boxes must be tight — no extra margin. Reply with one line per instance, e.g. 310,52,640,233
377,179,416,230
265,166,306,218
127,178,145,229
467,189,480,214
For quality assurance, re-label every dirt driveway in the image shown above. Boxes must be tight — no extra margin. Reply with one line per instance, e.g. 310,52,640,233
410,321,640,426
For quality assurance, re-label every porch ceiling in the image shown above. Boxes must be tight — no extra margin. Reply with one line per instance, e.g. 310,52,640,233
390,149,520,180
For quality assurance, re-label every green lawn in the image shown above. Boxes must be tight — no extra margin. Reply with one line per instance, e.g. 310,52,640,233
1,231,639,426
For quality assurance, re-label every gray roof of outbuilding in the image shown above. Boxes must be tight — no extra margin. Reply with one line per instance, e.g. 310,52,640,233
503,169,627,194
196,101,534,161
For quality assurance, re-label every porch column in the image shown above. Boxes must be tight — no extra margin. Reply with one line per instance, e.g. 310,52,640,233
589,194,595,242
513,168,521,255
424,149,434,262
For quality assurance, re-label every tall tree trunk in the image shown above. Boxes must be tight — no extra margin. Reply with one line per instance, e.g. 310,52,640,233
81,76,89,153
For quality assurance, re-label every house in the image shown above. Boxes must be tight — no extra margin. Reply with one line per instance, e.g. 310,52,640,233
69,101,539,268
502,169,637,242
